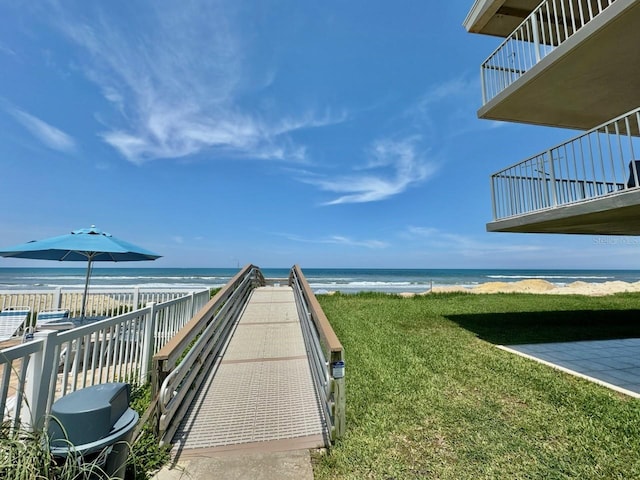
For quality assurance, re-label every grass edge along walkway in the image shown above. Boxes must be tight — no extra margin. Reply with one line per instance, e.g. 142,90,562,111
312,292,640,480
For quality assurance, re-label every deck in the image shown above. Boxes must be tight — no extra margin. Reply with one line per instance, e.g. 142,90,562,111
170,286,326,456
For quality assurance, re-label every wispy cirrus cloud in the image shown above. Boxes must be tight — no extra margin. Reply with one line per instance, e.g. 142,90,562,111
50,2,344,164
404,76,504,137
413,77,477,111
281,233,388,249
0,43,16,57
8,107,76,153
294,78,479,206
405,226,543,255
300,137,437,205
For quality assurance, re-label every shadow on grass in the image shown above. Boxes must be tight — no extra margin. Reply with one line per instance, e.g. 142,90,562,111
448,309,640,345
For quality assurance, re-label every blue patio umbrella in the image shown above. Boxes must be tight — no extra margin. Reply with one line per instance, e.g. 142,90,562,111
0,226,161,318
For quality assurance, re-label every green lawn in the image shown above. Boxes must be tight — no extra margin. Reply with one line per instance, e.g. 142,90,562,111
313,292,640,480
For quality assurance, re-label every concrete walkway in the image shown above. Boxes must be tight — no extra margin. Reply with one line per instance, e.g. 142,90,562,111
501,338,640,397
152,449,315,480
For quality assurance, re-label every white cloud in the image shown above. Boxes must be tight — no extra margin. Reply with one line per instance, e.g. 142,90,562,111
323,235,388,249
51,2,345,164
402,75,507,141
282,233,388,249
0,43,16,57
405,226,544,256
301,137,437,204
414,77,477,110
8,107,76,153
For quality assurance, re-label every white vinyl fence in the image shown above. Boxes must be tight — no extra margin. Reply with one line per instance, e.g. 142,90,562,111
0,287,202,324
0,288,209,431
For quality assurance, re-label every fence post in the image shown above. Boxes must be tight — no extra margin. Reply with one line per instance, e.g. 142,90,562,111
24,330,58,431
331,350,346,440
54,287,62,309
189,292,196,318
133,287,140,311
141,303,156,384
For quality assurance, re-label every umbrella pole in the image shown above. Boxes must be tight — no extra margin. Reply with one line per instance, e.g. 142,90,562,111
80,256,94,319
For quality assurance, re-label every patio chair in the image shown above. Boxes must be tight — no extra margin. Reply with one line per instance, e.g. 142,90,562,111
0,307,30,341
36,309,73,331
37,309,70,324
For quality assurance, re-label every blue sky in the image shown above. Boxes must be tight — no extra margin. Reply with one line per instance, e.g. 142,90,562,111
0,1,637,270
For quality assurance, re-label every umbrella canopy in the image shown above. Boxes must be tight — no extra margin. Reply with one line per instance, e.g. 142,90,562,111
0,226,161,318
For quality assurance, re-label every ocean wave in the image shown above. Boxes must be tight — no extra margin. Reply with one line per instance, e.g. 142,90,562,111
310,281,429,291
486,275,613,280
2,268,639,294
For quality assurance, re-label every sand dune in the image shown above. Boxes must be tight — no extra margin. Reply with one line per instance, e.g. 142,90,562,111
430,279,640,296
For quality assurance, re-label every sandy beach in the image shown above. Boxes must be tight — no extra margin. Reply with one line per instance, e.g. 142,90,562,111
429,279,640,296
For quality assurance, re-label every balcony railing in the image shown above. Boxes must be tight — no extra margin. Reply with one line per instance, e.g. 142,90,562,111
491,107,640,220
481,0,617,104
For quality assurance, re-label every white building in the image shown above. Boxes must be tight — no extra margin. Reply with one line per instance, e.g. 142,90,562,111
464,0,640,234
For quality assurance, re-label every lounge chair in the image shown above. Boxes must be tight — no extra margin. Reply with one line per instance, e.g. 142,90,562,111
0,307,30,341
36,309,72,328
37,309,70,323
35,309,74,333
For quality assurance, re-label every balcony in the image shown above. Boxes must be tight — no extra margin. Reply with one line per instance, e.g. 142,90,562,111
488,107,640,234
464,0,542,37
476,0,640,130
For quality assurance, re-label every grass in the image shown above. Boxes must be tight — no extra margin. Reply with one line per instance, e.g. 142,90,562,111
126,384,171,480
312,292,640,480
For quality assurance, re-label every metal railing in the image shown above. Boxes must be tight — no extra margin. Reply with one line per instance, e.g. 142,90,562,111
154,264,346,446
289,265,345,441
481,0,617,104
155,265,264,445
0,288,209,431
491,107,640,219
0,287,203,324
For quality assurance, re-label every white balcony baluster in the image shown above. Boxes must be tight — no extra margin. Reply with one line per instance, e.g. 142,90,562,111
491,107,640,220
481,0,618,104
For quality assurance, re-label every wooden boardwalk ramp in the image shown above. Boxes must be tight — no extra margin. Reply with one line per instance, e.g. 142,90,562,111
170,286,327,456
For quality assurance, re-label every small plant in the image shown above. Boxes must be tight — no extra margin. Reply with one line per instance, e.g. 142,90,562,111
125,385,171,480
0,421,113,479
0,382,170,480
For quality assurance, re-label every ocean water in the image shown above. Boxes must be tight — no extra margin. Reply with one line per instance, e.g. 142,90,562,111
0,267,639,294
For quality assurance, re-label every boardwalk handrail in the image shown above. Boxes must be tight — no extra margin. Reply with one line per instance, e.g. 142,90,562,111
154,264,265,446
289,265,345,441
0,288,209,431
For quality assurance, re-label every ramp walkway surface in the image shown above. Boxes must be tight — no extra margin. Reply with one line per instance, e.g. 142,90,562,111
170,285,326,458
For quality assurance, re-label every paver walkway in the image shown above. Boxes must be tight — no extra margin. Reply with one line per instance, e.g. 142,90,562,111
501,338,640,397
